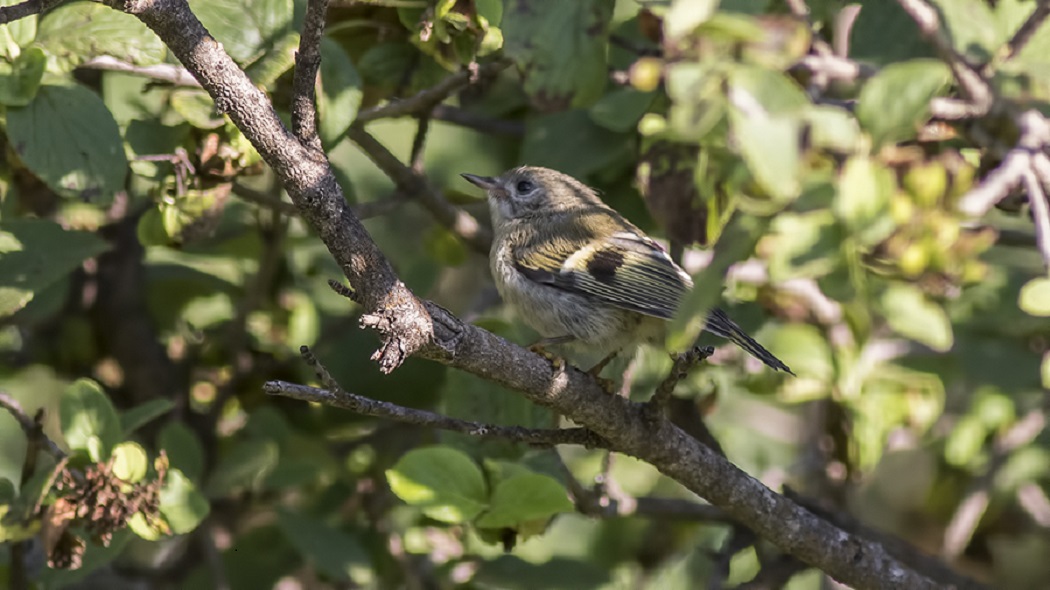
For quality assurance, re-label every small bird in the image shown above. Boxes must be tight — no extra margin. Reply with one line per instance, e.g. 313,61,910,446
461,166,794,376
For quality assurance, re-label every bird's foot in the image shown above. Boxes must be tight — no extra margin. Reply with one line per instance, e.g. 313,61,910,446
529,344,568,372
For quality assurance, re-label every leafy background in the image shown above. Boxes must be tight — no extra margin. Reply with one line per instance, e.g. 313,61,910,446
1,0,1049,588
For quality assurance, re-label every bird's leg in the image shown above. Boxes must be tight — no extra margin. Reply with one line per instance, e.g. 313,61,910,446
527,334,575,354
585,350,620,394
527,335,575,371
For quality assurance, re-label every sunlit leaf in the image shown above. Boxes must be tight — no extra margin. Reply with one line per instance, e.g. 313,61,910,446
856,60,950,148
36,2,165,68
1019,276,1050,317
386,446,487,523
0,46,44,106
475,473,572,529
881,284,954,352
60,378,121,462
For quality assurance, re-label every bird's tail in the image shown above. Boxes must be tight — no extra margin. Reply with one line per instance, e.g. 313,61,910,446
704,308,795,375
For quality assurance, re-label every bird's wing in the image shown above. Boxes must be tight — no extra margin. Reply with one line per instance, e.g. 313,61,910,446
513,221,692,320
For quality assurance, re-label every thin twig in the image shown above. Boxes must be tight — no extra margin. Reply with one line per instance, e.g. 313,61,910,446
80,56,201,87
355,61,509,123
958,110,1050,217
0,0,63,25
232,183,299,216
648,346,714,411
1025,164,1050,270
999,0,1050,64
430,104,525,136
0,391,66,460
291,0,330,149
895,0,995,116
269,347,607,448
942,409,1046,559
266,379,607,448
409,115,430,173
347,124,491,252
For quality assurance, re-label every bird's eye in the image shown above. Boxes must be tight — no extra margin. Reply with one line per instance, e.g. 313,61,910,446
515,180,534,193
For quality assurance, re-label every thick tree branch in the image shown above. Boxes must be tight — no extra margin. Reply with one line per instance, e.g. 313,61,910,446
88,1,971,587
290,0,328,149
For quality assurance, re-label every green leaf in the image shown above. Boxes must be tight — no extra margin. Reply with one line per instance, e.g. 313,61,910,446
856,59,950,148
190,0,294,64
0,46,44,106
767,210,844,280
112,442,148,483
521,109,632,179
0,219,109,317
668,215,768,350
834,156,895,245
764,324,833,383
849,2,933,65
318,37,363,149
159,467,210,534
60,378,121,462
206,439,279,497
503,0,614,110
589,88,655,132
275,510,373,584
727,67,808,202
170,88,223,129
805,105,862,153
881,284,954,352
664,0,718,39
158,421,205,482
0,477,14,504
386,446,487,523
0,0,38,58
476,0,503,24
36,2,166,69
944,415,986,467
1019,277,1050,317
120,398,175,436
729,109,801,202
244,30,298,87
5,83,128,203
475,473,571,529
930,0,1000,62
665,62,725,139
729,65,810,115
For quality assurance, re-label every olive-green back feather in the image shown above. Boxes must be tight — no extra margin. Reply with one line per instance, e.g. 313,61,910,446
511,209,692,320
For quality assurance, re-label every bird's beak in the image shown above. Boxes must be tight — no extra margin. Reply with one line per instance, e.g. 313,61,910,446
461,173,499,192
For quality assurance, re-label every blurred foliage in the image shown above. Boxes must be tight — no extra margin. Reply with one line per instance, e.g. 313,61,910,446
0,0,1049,588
